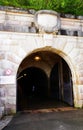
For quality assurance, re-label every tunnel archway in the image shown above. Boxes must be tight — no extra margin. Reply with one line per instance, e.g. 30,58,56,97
17,50,74,112
50,58,73,106
17,67,48,111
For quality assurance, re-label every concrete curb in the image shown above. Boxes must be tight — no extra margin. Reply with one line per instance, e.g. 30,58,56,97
0,116,13,130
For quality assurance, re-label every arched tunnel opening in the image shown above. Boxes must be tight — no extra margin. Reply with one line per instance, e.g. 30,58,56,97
17,51,74,112
50,59,73,106
17,67,48,111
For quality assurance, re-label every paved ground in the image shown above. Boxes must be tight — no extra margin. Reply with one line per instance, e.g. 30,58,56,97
0,116,13,130
2,108,83,130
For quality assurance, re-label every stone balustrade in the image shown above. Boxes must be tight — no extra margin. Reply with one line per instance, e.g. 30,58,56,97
0,8,83,36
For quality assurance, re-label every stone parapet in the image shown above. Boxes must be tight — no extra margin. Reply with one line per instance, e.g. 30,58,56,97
0,9,83,35
0,9,37,33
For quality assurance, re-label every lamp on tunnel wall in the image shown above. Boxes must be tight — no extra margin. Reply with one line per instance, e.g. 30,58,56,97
34,56,41,61
34,10,61,34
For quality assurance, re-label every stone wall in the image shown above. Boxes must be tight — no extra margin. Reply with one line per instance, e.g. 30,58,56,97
0,31,83,117
0,6,83,36
0,8,83,118
0,6,38,34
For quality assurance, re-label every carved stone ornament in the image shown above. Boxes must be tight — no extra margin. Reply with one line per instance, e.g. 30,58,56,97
34,10,61,33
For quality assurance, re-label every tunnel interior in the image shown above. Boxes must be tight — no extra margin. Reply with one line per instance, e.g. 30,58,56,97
17,51,74,112
50,63,59,100
17,67,48,111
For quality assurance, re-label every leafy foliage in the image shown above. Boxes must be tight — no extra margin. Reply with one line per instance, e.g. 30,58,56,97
0,0,83,15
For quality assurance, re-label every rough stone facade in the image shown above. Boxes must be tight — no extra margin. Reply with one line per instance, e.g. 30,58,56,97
0,7,83,118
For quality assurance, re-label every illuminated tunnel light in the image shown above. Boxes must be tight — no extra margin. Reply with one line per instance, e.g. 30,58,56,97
34,56,41,61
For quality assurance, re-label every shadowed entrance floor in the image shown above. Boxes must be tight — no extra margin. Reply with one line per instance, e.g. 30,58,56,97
17,98,73,111
2,108,83,130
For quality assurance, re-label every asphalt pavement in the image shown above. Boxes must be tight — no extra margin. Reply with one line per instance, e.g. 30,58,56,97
2,109,83,130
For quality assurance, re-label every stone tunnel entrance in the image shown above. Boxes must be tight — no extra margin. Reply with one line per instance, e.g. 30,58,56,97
17,67,48,111
16,51,74,112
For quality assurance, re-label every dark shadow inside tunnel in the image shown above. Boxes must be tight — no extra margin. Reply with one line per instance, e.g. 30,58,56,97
50,59,74,106
50,63,59,100
17,67,48,111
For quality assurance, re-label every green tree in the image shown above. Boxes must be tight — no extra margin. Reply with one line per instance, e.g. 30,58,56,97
0,0,83,15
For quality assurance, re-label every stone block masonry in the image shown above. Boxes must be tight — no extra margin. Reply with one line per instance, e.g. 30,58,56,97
0,6,83,35
0,8,83,118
